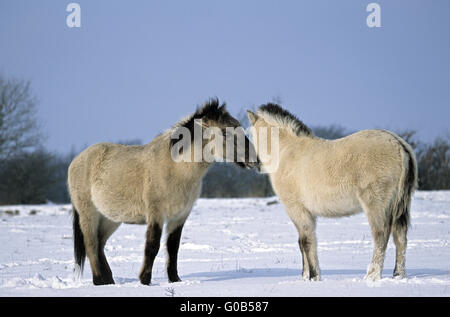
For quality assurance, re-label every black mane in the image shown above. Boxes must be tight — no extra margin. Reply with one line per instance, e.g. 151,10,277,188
170,98,228,148
258,103,313,136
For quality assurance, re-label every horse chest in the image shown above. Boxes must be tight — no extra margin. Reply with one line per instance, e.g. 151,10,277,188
162,184,201,219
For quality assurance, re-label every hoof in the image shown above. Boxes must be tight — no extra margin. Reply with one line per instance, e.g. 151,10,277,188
302,272,320,281
365,263,382,281
139,272,152,286
93,275,115,286
364,272,381,281
393,271,406,279
169,276,182,283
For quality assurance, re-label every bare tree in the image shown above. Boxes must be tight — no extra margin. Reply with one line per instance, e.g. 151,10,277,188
201,162,274,198
0,148,57,204
312,124,349,140
395,129,420,150
395,129,449,190
0,75,42,159
116,139,142,145
417,136,450,190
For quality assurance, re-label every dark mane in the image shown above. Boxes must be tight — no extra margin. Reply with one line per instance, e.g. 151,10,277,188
169,98,228,148
258,103,313,137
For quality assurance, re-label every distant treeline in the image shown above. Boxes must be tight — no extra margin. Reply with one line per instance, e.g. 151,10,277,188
201,126,450,198
0,126,448,205
0,75,448,205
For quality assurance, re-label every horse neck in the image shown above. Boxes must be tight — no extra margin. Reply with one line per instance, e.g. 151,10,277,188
174,159,212,180
276,128,310,147
166,140,213,182
259,129,316,174
144,134,212,182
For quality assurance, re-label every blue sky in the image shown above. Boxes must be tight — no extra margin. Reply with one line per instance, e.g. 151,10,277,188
1,0,449,153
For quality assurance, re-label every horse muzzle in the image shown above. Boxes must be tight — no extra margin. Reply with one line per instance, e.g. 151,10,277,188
241,158,261,171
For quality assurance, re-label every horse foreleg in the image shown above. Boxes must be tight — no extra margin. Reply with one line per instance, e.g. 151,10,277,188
290,208,320,281
139,221,162,285
299,228,320,280
165,223,184,283
297,236,310,280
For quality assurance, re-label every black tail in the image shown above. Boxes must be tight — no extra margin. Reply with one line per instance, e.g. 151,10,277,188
379,130,418,231
72,206,86,275
395,139,418,229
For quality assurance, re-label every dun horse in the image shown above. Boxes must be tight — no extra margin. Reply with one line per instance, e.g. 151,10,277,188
68,99,258,285
247,103,417,281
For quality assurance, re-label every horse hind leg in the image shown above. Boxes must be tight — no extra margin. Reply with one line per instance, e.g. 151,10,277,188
78,204,116,285
392,214,408,279
97,216,121,284
358,190,392,281
77,205,103,285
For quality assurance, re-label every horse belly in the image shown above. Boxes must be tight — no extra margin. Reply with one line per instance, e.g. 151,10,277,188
94,200,146,224
91,187,146,224
303,192,363,217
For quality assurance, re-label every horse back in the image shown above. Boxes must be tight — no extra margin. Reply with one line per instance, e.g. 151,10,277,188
273,130,408,216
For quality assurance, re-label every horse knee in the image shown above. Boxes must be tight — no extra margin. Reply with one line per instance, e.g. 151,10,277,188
299,235,311,253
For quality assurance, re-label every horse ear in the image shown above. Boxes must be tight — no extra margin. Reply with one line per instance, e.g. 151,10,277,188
247,110,258,125
219,103,227,112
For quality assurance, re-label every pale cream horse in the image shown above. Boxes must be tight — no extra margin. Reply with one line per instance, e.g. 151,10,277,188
247,103,417,281
68,99,258,285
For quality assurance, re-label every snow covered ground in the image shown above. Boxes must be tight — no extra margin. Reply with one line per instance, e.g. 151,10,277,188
0,191,449,297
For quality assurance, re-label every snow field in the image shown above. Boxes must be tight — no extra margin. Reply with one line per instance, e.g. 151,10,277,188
0,191,449,296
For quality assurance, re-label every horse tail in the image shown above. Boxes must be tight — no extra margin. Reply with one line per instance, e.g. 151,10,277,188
389,133,418,229
72,206,86,277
